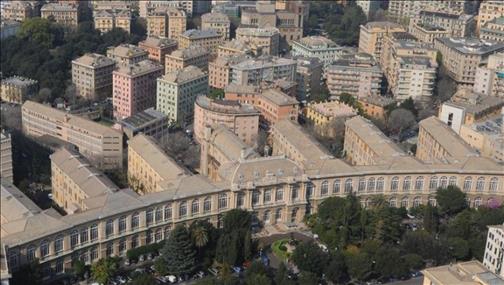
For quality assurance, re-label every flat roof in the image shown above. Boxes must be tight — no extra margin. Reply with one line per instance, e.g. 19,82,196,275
114,60,163,77
121,108,168,129
196,95,259,115
436,37,504,55
160,65,206,84
182,29,220,39
72,53,115,68
260,89,298,106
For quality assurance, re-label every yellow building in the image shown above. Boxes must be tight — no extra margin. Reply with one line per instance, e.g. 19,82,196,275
147,7,186,40
201,12,230,40
305,101,356,137
0,76,38,104
358,21,406,62
94,9,132,34
41,2,79,28
164,45,210,73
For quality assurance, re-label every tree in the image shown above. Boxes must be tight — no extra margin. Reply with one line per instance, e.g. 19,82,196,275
160,224,197,276
216,209,253,266
11,259,42,285
244,261,271,285
374,247,409,280
324,252,348,284
72,260,87,280
436,185,467,216
275,263,296,285
423,204,439,233
291,241,329,276
387,108,416,134
18,18,63,48
209,89,224,99
131,273,157,285
402,254,424,270
344,250,373,281
91,258,119,285
298,271,319,285
154,257,168,276
398,97,418,117
447,237,470,260
191,224,209,248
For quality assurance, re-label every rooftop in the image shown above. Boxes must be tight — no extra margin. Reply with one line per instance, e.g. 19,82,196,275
115,60,163,77
422,260,503,285
307,101,357,118
231,56,297,70
120,108,168,130
225,83,259,94
330,52,380,69
294,36,339,49
236,26,280,37
201,12,230,23
139,36,178,49
358,96,396,107
169,45,209,59
181,29,220,39
260,89,298,106
1,76,37,87
72,53,116,68
447,89,504,116
209,125,259,162
41,2,77,12
160,65,207,84
195,96,259,115
212,54,251,67
419,10,473,21
363,21,404,30
436,37,504,55
107,44,148,59
220,38,252,51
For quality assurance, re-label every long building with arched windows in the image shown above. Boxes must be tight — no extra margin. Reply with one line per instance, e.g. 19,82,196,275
1,117,503,282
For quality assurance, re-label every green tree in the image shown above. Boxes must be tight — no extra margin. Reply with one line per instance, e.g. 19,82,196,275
298,271,319,285
191,224,209,248
291,241,329,276
18,18,63,48
91,257,119,285
447,237,470,260
275,263,296,285
216,209,253,265
11,259,42,285
398,97,418,117
72,260,87,280
131,273,157,285
244,261,271,285
374,247,409,280
423,204,439,233
324,252,348,284
209,89,224,99
154,257,168,276
436,185,467,216
344,250,373,281
402,254,424,270
160,224,197,276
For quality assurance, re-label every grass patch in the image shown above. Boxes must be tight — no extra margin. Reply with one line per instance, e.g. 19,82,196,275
271,239,291,261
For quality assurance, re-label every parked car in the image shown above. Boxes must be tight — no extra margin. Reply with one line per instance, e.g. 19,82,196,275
208,268,219,276
166,275,177,283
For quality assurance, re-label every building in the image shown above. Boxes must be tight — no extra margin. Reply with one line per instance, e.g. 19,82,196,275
410,11,475,38
408,22,451,44
120,108,170,141
236,27,280,56
93,9,132,34
295,57,323,102
474,53,504,97
416,116,479,163
50,147,119,214
194,96,260,146
357,96,396,121
41,3,79,28
434,37,504,85
483,224,504,278
291,36,344,68
113,60,164,120
201,12,230,40
106,44,149,66
326,53,383,98
178,29,223,53
387,0,468,24
217,39,253,58
1,1,35,22
0,20,21,39
422,260,504,285
392,57,437,104
305,101,356,137
91,1,133,12
72,53,116,101
356,0,380,18
0,131,13,184
164,45,210,73
22,101,123,169
358,22,406,62
231,56,297,86
140,0,195,18
156,66,209,124
0,76,38,104
208,55,250,89
477,1,504,34
138,36,178,67
481,17,504,43
460,113,504,162
146,6,187,40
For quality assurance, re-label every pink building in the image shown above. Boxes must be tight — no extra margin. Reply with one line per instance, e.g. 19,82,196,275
113,60,163,120
194,95,260,146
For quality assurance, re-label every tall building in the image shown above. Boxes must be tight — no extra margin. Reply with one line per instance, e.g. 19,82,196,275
113,60,164,120
22,101,123,170
235,27,280,56
138,36,178,67
107,44,149,66
295,57,323,102
93,9,132,34
164,45,210,73
410,11,475,38
178,29,224,53
408,22,452,44
230,56,297,86
208,55,250,89
480,17,504,43
41,2,79,28
477,1,504,34
156,66,209,124
0,76,38,104
72,53,116,100
0,131,13,184
460,111,504,162
146,6,187,40
201,12,230,40
291,36,347,68
392,57,437,104
140,0,195,18
483,224,504,278
474,53,504,98
358,22,406,62
422,260,504,285
388,0,467,24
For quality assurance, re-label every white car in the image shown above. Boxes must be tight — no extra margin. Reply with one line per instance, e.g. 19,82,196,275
166,275,177,283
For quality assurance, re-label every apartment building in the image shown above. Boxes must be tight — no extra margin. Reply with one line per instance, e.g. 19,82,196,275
230,56,297,86
358,22,406,62
140,0,194,18
0,131,13,184
72,53,116,101
483,224,504,278
178,29,223,53
164,45,210,73
156,66,209,124
51,147,119,214
106,44,149,66
138,36,178,67
474,53,504,98
236,27,280,56
460,113,504,162
326,53,383,98
22,101,123,169
357,96,396,122
1,1,36,22
305,101,357,137
255,89,299,125
477,1,504,34
387,0,467,24
91,1,132,12
481,17,504,43
93,9,132,34
0,76,38,104
392,57,437,104
194,96,260,146
120,108,170,141
208,55,250,89
434,38,504,85
416,116,478,163
291,36,344,68
422,261,503,285
201,12,230,40
295,57,323,102
410,11,475,38
408,22,451,44
146,6,187,40
217,39,253,58
113,60,164,120
41,2,79,28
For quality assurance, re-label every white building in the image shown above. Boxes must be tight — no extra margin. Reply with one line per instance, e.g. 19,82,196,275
483,224,504,278
291,36,353,68
230,56,297,86
474,53,504,98
392,57,437,104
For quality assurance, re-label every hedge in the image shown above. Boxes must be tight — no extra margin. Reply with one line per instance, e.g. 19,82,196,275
126,240,166,261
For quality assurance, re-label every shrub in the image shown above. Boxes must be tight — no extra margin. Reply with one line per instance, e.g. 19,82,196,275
126,240,165,261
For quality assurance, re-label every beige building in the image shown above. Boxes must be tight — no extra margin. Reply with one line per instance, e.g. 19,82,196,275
291,36,345,68
72,53,116,100
217,39,253,58
387,0,467,24
305,101,356,137
410,11,475,39
231,56,297,86
358,22,406,62
295,57,323,101
194,96,260,146
483,224,504,278
1,1,36,22
0,76,38,104
434,37,504,85
408,22,451,44
138,36,178,67
474,53,504,98
22,101,123,170
93,9,132,34
236,27,280,56
164,45,210,73
107,44,149,66
208,55,250,89
120,108,170,141
0,131,13,184
147,6,187,40
41,2,79,28
422,260,504,285
477,1,504,34
481,17,504,43
178,29,223,53
358,96,396,122
201,12,230,40
459,112,504,163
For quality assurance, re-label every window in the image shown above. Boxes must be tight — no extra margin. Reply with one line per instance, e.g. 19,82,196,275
204,197,212,212
264,189,272,203
389,198,397,207
463,177,472,192
56,258,63,274
415,177,424,191
119,239,126,255
27,245,36,262
391,177,399,192
333,179,340,193
105,219,114,237
106,243,113,256
164,226,172,240
474,197,482,207
401,198,408,208
403,176,411,192
155,207,163,223
90,247,98,261
429,176,438,190
489,177,498,192
367,178,375,192
449,176,457,186
131,235,138,249
218,193,228,209
40,240,49,258
376,178,384,192
70,230,79,248
80,228,88,244
179,201,187,217
164,204,172,220
428,197,436,206
54,235,63,253
344,179,353,193
119,216,126,233
476,177,485,192
306,183,314,198
276,188,284,201
358,178,366,192
146,209,154,226
131,212,140,229
192,199,199,215
90,224,98,241
413,197,421,207
9,252,18,268
252,190,260,205
155,229,162,242
440,176,448,188
321,181,329,196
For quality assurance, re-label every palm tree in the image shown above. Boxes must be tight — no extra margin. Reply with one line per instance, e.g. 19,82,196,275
191,225,209,248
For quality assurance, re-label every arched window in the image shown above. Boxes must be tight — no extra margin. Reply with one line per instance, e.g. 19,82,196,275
192,199,199,216
119,238,127,255
252,190,260,205
90,224,98,241
218,193,228,209
344,179,353,193
291,185,299,200
476,177,485,192
263,210,271,223
131,235,138,249
429,176,438,191
164,204,172,220
403,176,411,192
155,207,162,223
358,178,366,192
155,229,162,242
164,226,172,240
389,198,397,208
204,197,211,213
119,216,127,233
27,245,36,262
391,176,399,192
321,181,329,196
428,197,437,206
449,176,457,186
333,179,341,193
70,230,79,248
275,188,284,201
179,201,187,218
401,197,409,208
413,197,421,207
146,209,153,226
40,240,49,257
440,176,448,188
367,178,375,192
415,177,424,191
376,177,384,192
54,235,63,253
489,177,498,192
463,177,472,192
474,197,482,207
264,189,272,203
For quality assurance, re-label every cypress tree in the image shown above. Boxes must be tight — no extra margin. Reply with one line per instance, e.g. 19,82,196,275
160,225,196,276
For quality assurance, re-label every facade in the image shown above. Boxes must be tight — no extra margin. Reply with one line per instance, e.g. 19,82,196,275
141,0,194,18
138,37,178,67
93,9,132,34
0,76,38,104
230,56,297,86
41,3,79,28
408,22,451,44
0,131,13,184
295,57,323,102
178,29,223,53
483,224,504,278
460,113,504,162
422,260,503,285
326,53,383,98
358,96,396,122
106,44,149,66
291,36,343,67
305,101,356,137
146,6,187,40
165,45,210,73
201,12,230,40
235,27,280,56
1,1,35,22
72,53,116,101
21,101,123,170
217,39,253,58
387,0,467,24
434,37,504,85
477,1,504,34
410,11,475,38
392,57,437,104
358,22,406,62
194,96,260,146
208,55,250,89
481,17,504,43
120,108,170,141
112,60,164,120
156,66,209,124
474,53,504,98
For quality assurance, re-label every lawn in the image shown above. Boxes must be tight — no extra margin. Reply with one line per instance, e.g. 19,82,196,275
271,239,291,261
